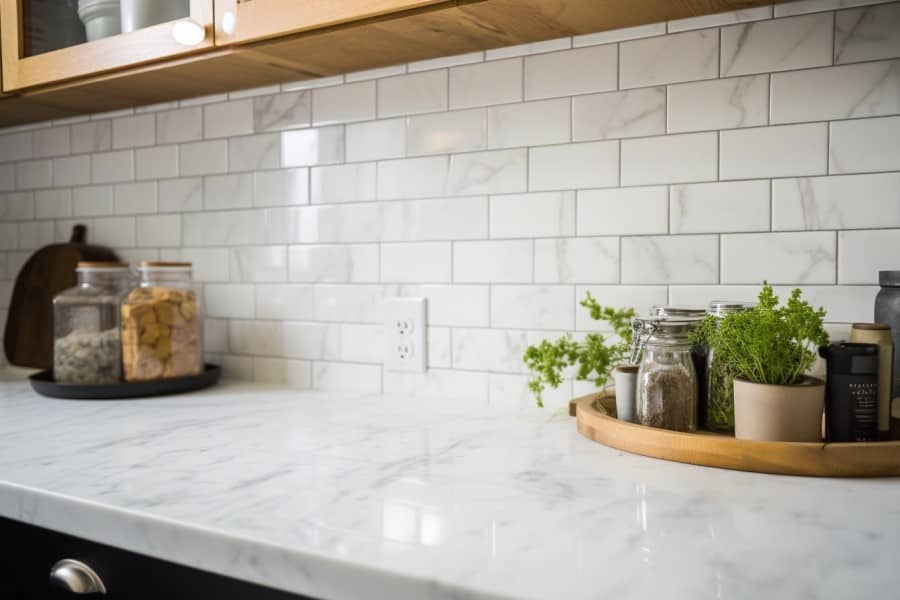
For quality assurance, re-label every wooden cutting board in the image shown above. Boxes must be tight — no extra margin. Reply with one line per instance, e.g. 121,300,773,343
3,225,119,369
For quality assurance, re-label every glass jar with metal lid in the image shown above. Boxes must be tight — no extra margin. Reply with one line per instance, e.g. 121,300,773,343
121,262,202,381
52,262,131,384
634,317,698,432
653,306,709,428
705,301,755,433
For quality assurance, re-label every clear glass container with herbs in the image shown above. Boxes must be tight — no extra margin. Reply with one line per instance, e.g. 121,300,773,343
704,302,755,433
635,317,698,432
53,262,132,384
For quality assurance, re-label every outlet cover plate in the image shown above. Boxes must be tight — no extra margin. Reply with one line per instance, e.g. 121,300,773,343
383,297,427,373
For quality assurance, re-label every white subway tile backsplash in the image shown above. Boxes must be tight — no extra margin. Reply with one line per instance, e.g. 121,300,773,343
830,115,900,173
398,284,490,327
313,284,387,323
34,189,72,219
835,3,900,63
179,140,227,176
339,323,383,363
0,164,12,191
228,133,280,172
838,229,900,283
575,285,668,330
773,173,900,230
449,59,522,109
0,192,33,221
204,100,254,139
312,81,376,126
17,221,54,249
771,60,900,123
407,109,486,156
668,6,772,32
92,216,136,247
453,240,533,283
488,99,570,149
574,22,666,46
377,156,448,200
346,65,406,83
381,196,488,241
534,237,619,284
296,203,381,243
71,121,111,153
313,362,382,394
622,235,719,284
73,186,113,216
159,178,202,213
427,326,451,368
310,163,375,204
577,186,669,236
281,127,344,167
289,244,379,283
670,180,771,234
487,37,571,60
113,181,157,214
409,51,484,73
228,320,282,356
253,91,311,132
135,145,178,180
622,132,717,185
721,13,834,76
136,214,180,247
33,127,70,158
112,114,155,148
183,210,256,246
720,123,828,179
166,248,229,281
452,328,529,373
346,119,406,162
523,45,617,100
447,149,526,196
491,285,574,329
255,284,313,320
668,75,769,133
490,191,575,238
53,155,91,186
721,231,836,284
380,242,452,283
573,87,666,141
282,322,341,360
16,160,52,189
529,141,619,191
377,70,448,118
775,0,892,17
230,246,288,282
204,174,252,210
255,168,309,206
620,29,718,89
156,107,202,144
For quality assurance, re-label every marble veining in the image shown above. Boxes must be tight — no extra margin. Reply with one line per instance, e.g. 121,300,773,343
0,375,898,600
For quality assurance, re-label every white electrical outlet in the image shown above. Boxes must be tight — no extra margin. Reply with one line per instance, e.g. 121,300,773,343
383,297,427,373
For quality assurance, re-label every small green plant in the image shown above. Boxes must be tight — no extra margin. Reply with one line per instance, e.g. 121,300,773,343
690,282,829,387
523,292,635,407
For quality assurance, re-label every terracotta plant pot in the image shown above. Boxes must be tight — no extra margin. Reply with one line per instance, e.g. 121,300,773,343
733,377,824,442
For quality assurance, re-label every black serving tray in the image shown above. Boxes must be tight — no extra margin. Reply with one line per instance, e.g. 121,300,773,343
28,364,221,400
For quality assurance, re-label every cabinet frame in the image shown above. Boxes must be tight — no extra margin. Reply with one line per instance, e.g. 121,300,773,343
0,0,215,92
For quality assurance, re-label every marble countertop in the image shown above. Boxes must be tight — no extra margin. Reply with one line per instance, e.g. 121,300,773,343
0,372,898,600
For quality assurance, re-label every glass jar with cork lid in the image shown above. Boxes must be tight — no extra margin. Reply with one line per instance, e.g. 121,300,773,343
121,262,202,382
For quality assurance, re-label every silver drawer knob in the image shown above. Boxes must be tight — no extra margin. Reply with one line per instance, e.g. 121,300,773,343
49,559,107,595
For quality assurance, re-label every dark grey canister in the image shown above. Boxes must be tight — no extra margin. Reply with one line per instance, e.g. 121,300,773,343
874,271,900,410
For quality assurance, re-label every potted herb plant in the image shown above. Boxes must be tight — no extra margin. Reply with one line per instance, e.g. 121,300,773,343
523,292,634,408
692,283,829,442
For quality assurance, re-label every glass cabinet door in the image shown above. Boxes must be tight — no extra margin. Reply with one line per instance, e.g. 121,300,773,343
1,0,214,91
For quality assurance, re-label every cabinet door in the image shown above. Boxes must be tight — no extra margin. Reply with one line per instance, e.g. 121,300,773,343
0,0,214,91
213,0,448,46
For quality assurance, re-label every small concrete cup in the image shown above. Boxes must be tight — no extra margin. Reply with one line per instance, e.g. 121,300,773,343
614,364,639,423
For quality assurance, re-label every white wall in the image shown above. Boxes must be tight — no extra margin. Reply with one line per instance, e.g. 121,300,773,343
1,0,899,407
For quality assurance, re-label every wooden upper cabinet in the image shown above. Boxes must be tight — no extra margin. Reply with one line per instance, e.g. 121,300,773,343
0,0,214,92
212,0,449,46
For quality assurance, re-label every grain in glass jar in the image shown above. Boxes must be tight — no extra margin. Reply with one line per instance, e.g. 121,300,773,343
53,262,131,384
121,262,201,381
635,317,698,432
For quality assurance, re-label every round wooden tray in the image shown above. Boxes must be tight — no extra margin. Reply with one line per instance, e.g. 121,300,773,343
572,391,900,478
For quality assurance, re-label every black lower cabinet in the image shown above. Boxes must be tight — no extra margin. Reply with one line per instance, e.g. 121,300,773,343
0,516,316,599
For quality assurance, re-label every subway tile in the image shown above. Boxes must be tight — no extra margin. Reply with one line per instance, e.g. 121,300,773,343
447,149,527,196
453,240,532,283
203,99,254,138
773,173,900,230
0,224,17,250
179,140,227,176
183,210,257,246
113,181,157,214
346,119,405,162
296,203,382,243
622,235,719,284
383,369,489,403
255,284,314,320
204,284,256,318
203,319,228,352
281,127,344,167
381,196,488,241
407,109,486,156
17,221,54,249
620,29,718,89
312,81,376,126
220,355,254,380
487,37,571,60
73,186,113,216
0,131,33,162
92,216,136,247
282,75,344,92
622,132,717,185
721,13,833,76
378,70,448,118
156,107,202,144
164,248,230,281
771,60,900,124
204,174,253,210
112,114,155,148
253,91,311,132
491,372,573,411
159,178,202,213
282,322,341,360
230,245,288,282
835,3,900,64
339,323,383,364
720,123,827,179
775,0,892,17
574,22,666,46
310,163,376,204
490,285,575,329
668,6,772,32
490,191,575,238
54,218,81,243
228,133,280,171
409,51,483,73
449,58,522,109
135,145,178,180
0,192,33,221
0,164,12,191
452,328,529,373
721,231,836,284
380,242,452,283
830,116,900,173
312,362,381,394
523,45,617,100
577,186,669,236
53,155,91,186
288,244,379,283
136,214,180,247
427,326,451,369
346,65,406,82
254,358,311,387
16,160,52,189
229,85,281,100
71,120,111,153
668,75,769,133
574,86,665,141
488,98,570,149
534,237,619,283
33,126,71,157
254,168,309,207
34,189,72,219
228,320,282,356
312,285,389,323
529,141,619,191
377,156,448,200
838,229,900,283
396,285,490,327
670,180,771,234
575,285,669,331
136,101,179,113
